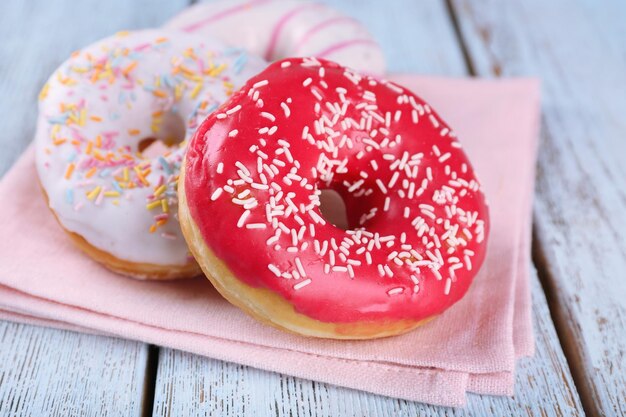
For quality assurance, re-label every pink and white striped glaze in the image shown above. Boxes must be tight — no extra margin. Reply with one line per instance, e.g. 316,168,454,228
164,0,386,76
35,30,266,269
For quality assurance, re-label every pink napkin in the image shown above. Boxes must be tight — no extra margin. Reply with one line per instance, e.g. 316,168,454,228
0,75,540,407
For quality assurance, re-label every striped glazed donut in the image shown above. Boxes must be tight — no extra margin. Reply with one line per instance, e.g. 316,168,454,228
165,0,386,75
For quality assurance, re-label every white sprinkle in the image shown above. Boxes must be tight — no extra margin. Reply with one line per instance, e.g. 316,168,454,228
384,265,394,277
210,188,223,201
408,182,415,199
246,223,266,229
226,104,242,115
309,210,325,224
281,61,292,68
237,210,250,228
243,200,258,209
311,88,323,101
347,264,355,278
228,129,239,137
444,278,452,295
281,102,291,117
261,112,276,122
329,250,336,265
216,162,224,174
348,179,364,192
387,287,404,296
295,257,306,277
293,279,312,290
375,179,388,194
431,266,443,280
253,79,269,89
268,264,281,276
388,171,400,188
464,255,473,270
235,161,250,176
303,77,313,87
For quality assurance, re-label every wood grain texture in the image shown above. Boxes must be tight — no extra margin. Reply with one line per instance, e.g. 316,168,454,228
450,1,626,415
0,0,189,415
152,271,583,417
0,322,148,416
152,0,583,415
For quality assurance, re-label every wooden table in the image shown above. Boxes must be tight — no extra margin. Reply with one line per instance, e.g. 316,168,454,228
0,1,623,415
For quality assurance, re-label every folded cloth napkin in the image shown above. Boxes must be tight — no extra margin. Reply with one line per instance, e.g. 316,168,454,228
0,75,540,407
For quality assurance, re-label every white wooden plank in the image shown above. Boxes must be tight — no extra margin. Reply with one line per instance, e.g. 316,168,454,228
152,271,583,417
0,0,190,415
0,321,148,416
450,1,626,415
152,0,583,414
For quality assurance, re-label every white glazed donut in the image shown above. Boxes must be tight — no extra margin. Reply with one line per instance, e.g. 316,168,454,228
165,0,386,75
35,29,266,279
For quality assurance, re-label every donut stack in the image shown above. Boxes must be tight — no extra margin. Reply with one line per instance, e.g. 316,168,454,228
34,0,489,339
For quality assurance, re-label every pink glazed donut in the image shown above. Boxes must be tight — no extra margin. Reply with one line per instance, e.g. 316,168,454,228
165,0,386,75
179,58,490,339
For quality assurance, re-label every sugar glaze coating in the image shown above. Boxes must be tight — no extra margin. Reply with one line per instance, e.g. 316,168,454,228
35,30,266,272
184,58,489,323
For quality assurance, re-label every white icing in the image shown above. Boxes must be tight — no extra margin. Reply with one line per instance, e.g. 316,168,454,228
35,29,266,266
165,0,386,76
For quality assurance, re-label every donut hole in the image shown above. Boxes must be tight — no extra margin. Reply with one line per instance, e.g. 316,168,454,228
319,189,349,230
138,111,187,157
157,110,187,147
138,137,158,153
